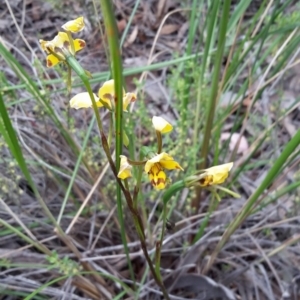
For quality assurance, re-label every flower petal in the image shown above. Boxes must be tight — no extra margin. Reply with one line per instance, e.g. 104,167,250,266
69,92,101,109
98,79,115,99
117,155,132,179
98,80,125,101
123,92,136,111
202,162,233,185
198,174,214,187
39,39,50,53
46,54,61,68
145,152,183,172
53,32,70,49
148,164,167,190
145,160,155,174
73,39,86,52
144,153,167,173
62,17,85,33
152,116,173,133
160,160,183,171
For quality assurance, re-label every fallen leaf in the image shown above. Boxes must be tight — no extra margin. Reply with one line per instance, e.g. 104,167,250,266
124,25,138,47
117,19,127,33
221,132,249,154
160,24,180,35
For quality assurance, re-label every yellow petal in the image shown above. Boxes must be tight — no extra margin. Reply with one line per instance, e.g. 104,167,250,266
62,17,85,33
123,92,136,111
152,116,173,133
201,162,233,185
98,79,115,99
73,39,86,52
145,152,183,173
117,155,132,179
98,80,126,105
198,174,214,187
39,39,50,52
160,160,183,171
53,32,70,49
46,54,61,68
144,153,169,173
69,92,101,109
148,165,167,190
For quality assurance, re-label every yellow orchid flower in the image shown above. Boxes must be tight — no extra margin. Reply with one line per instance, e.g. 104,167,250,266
117,156,132,179
69,80,137,110
199,162,233,187
98,80,136,111
39,32,85,67
152,116,173,133
62,17,85,33
69,92,103,109
145,152,183,190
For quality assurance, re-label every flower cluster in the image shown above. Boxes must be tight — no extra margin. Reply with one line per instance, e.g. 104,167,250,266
39,17,234,193
118,116,183,190
117,116,234,190
39,17,86,68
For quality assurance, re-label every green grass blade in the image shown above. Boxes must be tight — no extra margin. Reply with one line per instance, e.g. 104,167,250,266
200,0,232,167
98,0,134,284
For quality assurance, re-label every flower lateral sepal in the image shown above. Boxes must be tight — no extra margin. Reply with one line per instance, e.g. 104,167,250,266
62,17,85,33
117,156,133,180
69,92,102,109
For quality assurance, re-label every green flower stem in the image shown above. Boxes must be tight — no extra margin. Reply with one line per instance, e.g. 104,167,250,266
66,55,104,134
67,65,72,93
213,185,241,198
108,113,113,148
133,165,143,210
163,181,187,205
127,158,148,166
99,0,123,169
98,0,135,286
156,131,163,154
